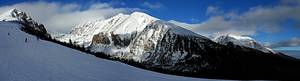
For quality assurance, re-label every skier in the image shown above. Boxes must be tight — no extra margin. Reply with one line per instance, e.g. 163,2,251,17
25,38,28,42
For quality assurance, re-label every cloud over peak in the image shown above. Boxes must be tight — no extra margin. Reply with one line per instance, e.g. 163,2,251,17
0,1,138,35
177,1,300,38
270,37,300,48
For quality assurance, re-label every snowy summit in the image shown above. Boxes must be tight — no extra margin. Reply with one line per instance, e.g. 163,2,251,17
214,34,275,53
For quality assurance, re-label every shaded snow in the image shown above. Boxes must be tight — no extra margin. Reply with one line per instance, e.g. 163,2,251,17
0,22,216,81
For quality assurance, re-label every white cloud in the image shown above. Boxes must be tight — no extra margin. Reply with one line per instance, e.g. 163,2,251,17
0,1,138,35
170,16,256,38
89,3,111,9
175,1,300,38
206,6,223,15
142,2,163,9
271,37,300,48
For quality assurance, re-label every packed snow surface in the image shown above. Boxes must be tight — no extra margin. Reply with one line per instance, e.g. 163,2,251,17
0,22,215,81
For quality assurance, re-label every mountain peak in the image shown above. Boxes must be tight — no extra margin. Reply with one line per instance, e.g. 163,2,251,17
131,12,149,16
214,34,257,46
0,8,22,21
129,11,157,20
3,8,18,14
58,11,159,46
214,34,275,53
8,8,18,13
0,8,34,23
225,34,253,40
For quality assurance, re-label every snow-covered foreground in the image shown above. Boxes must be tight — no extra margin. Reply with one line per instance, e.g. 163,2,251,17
0,22,216,81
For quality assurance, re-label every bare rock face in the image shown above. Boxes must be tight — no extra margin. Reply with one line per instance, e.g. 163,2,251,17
111,32,137,48
91,32,111,45
127,21,219,72
89,31,138,49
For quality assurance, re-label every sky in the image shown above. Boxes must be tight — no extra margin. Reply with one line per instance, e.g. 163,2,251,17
0,0,299,50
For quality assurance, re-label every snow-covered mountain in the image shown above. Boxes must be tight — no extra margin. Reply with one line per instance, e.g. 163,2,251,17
213,34,275,53
56,12,158,47
168,20,275,54
55,11,223,71
2,8,300,80
0,21,215,81
55,11,290,74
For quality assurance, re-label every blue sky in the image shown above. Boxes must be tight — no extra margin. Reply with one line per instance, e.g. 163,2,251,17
0,0,299,50
0,0,280,23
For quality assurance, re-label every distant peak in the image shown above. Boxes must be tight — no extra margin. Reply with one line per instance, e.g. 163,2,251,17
213,33,253,41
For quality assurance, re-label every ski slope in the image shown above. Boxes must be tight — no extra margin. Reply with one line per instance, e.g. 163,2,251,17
0,22,214,81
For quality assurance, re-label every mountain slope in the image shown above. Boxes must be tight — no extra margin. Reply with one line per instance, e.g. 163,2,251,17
0,21,216,81
2,9,300,80
127,21,212,64
54,11,300,80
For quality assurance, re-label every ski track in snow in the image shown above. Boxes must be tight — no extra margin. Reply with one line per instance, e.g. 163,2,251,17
0,22,215,81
